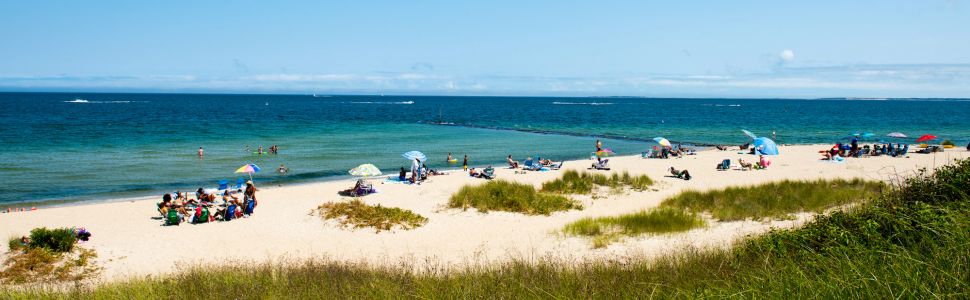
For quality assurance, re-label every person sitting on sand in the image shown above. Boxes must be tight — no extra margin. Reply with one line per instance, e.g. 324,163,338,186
669,167,692,180
158,193,173,216
399,167,407,181
715,145,728,151
757,155,771,168
507,155,519,168
739,159,753,170
468,167,479,177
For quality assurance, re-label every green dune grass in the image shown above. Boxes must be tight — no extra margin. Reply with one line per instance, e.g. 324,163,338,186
540,170,653,194
314,199,427,232
448,180,581,215
663,178,884,221
564,207,705,247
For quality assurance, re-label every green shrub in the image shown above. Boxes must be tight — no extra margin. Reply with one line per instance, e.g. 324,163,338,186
663,178,883,221
449,180,581,215
7,237,23,252
314,199,427,233
564,207,705,247
28,228,76,253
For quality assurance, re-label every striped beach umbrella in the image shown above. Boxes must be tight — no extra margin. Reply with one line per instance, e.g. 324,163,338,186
234,163,261,180
653,137,672,147
402,151,427,162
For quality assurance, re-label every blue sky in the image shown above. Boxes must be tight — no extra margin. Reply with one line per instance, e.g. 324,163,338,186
1,1,968,97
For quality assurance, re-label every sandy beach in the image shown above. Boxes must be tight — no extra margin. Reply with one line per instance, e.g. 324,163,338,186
2,144,967,282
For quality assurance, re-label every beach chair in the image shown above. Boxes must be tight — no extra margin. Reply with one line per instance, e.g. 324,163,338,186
716,159,730,171
225,205,237,221
522,159,542,171
235,178,245,190
480,167,496,180
641,149,653,158
591,159,610,170
352,180,374,197
218,180,228,191
244,200,255,215
548,162,563,170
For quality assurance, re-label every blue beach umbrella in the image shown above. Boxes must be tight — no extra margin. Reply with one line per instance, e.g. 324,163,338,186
753,137,779,155
402,151,427,162
742,129,757,140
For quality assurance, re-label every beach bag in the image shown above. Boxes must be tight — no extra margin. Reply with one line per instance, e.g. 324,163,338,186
199,207,210,223
245,200,255,215
225,205,236,221
166,209,180,226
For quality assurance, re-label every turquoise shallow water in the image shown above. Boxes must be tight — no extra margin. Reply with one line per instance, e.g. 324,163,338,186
0,92,968,205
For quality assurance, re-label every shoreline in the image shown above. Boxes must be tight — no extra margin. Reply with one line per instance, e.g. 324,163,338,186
1,144,967,283
0,141,850,211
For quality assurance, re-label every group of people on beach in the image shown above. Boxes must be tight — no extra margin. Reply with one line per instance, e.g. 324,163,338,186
821,138,911,160
158,180,258,225
398,158,445,184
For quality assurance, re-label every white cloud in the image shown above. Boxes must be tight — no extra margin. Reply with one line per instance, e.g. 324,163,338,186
780,50,795,62
1,64,969,97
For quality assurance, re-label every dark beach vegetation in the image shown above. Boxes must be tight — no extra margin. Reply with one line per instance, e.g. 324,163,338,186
563,207,705,248
541,170,653,194
1,228,100,285
663,178,884,221
313,199,427,233
4,159,969,298
448,180,581,215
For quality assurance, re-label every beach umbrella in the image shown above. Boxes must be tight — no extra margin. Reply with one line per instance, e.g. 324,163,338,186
742,129,757,140
653,137,672,147
753,137,779,155
349,164,382,177
234,163,261,180
853,132,875,138
402,151,427,162
595,149,614,157
887,132,907,138
915,134,937,143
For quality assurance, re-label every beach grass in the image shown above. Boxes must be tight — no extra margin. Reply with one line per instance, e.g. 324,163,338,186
663,178,884,221
540,170,653,194
563,207,705,247
449,180,581,215
6,160,969,298
313,199,427,233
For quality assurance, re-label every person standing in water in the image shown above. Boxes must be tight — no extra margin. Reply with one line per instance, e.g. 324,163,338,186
447,153,453,162
463,155,469,171
257,145,264,155
277,164,288,175
596,139,602,152
197,147,204,159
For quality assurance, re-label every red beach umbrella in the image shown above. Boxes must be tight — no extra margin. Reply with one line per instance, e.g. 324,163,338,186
915,134,937,143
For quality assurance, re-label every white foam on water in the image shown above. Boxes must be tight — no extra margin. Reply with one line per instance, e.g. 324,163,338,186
552,101,613,105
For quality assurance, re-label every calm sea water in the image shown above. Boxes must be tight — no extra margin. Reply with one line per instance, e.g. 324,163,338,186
1,92,968,205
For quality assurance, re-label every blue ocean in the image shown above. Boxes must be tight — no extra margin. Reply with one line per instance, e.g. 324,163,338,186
1,92,968,205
